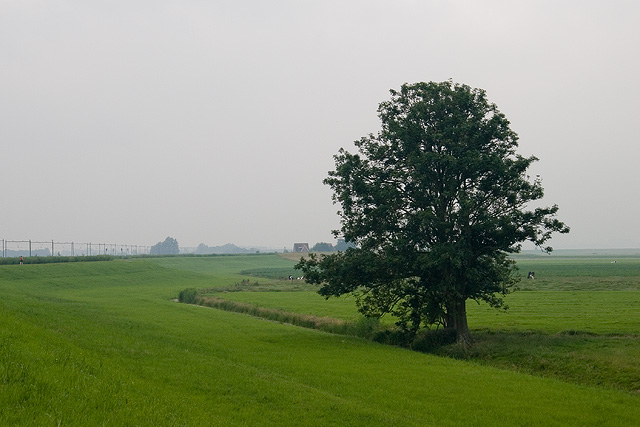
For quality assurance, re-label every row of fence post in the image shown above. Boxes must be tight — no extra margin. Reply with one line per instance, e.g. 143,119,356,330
1,239,151,258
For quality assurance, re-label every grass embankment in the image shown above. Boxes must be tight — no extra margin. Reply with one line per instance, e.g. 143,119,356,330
1,255,639,426
209,255,640,394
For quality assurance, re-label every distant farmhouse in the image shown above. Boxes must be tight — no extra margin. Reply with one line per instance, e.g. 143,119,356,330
293,243,309,253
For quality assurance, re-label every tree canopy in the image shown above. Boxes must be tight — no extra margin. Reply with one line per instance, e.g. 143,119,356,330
150,236,180,255
296,81,569,345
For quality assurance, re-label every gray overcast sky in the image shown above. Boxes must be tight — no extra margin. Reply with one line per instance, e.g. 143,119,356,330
2,0,639,250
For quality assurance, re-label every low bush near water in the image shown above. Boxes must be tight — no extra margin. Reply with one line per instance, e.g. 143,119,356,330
410,328,458,351
199,296,350,334
178,288,199,304
190,294,447,349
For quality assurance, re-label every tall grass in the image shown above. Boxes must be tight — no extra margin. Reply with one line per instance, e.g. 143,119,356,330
195,294,448,349
200,296,352,334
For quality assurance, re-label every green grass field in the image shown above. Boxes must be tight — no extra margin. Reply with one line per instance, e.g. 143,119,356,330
218,256,640,393
1,254,639,425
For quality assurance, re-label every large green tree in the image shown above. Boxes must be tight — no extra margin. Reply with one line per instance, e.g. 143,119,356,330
297,81,568,345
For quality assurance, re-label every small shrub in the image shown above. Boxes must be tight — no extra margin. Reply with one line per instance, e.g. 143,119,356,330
178,288,199,304
350,316,383,339
372,329,413,347
410,328,457,352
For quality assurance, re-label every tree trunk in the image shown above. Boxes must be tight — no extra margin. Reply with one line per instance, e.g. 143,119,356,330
451,297,472,347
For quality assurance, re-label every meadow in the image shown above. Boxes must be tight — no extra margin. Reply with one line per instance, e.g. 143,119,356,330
1,254,639,426
218,256,640,392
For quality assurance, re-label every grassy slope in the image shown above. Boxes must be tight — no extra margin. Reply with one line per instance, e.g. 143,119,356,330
210,255,640,394
0,256,639,426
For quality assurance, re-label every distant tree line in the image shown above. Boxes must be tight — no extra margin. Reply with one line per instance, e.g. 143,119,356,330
311,239,355,252
3,249,51,257
149,236,353,255
195,243,252,255
150,237,179,255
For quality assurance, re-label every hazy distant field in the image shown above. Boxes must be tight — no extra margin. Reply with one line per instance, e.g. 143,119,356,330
1,254,639,426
